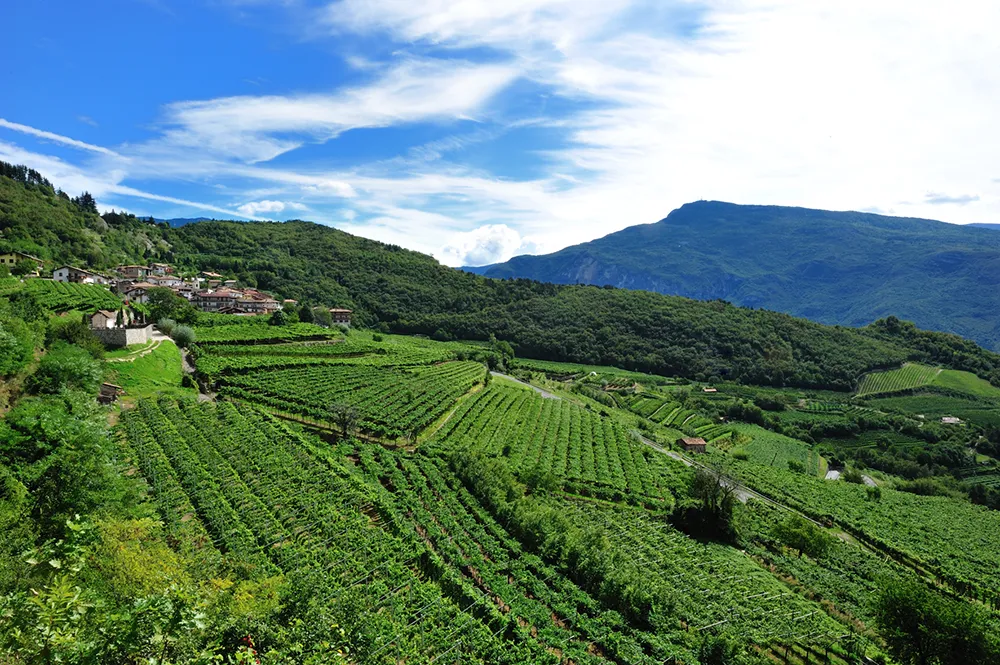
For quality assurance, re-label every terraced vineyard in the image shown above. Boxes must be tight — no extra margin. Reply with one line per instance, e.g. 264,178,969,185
730,424,825,476
856,363,940,397
425,383,690,504
218,360,486,438
120,399,544,664
193,322,338,343
0,278,121,311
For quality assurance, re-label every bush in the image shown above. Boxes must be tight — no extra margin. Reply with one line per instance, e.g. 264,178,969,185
843,468,866,484
46,318,103,359
27,343,102,394
157,318,177,335
170,325,196,348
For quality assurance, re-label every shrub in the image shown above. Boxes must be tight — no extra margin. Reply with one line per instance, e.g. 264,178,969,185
27,343,102,394
843,468,866,484
171,325,196,349
157,318,177,335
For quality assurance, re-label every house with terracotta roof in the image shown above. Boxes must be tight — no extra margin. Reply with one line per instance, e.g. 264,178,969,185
677,437,708,453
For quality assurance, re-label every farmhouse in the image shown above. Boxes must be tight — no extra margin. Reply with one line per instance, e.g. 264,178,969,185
329,308,353,326
0,251,43,275
149,263,173,275
941,416,962,425
123,282,157,304
193,288,243,312
147,274,184,288
116,265,149,280
677,437,708,453
53,265,110,285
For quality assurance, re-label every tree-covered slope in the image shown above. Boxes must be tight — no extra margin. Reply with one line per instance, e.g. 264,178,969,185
469,201,1000,350
5,164,1000,390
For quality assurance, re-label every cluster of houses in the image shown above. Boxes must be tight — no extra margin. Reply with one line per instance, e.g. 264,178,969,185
51,261,351,323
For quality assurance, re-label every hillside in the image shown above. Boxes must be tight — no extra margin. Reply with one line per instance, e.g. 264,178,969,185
468,201,1000,351
5,164,1000,390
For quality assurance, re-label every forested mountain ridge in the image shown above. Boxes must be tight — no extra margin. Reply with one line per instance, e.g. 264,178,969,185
468,201,1000,351
4,163,1000,390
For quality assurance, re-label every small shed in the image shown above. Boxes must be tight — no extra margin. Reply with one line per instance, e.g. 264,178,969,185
678,437,708,453
98,383,123,405
702,387,718,393
941,416,962,425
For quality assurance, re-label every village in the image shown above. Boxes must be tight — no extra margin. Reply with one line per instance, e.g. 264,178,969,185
32,258,351,324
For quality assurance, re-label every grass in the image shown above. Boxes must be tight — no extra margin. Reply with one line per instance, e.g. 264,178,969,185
857,363,1000,400
932,368,1000,399
103,339,157,360
726,423,824,476
105,340,195,399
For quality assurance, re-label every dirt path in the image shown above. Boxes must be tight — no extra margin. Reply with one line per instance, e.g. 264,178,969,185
490,371,559,399
104,333,167,363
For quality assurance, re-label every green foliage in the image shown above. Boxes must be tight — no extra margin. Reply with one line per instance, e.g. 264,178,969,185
27,342,102,394
771,515,834,558
147,287,197,324
46,316,103,359
157,317,177,335
873,579,1000,665
171,324,196,349
0,317,36,376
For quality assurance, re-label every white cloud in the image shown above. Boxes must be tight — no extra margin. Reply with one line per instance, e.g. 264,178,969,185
236,199,308,216
151,58,519,164
438,224,535,266
0,118,122,157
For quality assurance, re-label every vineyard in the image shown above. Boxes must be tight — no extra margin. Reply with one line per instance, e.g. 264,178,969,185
855,363,940,397
725,459,1000,603
119,398,546,664
729,424,825,476
0,277,121,311
218,360,486,439
425,383,691,505
192,322,339,343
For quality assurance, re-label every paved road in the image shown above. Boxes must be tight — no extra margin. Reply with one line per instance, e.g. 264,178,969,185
490,371,559,399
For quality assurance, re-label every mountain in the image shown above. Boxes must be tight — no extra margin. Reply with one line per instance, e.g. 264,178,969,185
155,216,215,227
4,163,1000,389
968,222,1000,231
468,201,1000,351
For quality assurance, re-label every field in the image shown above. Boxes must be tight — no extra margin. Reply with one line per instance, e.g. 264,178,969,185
728,424,824,476
857,362,1000,401
425,383,690,505
0,277,121,311
105,340,194,399
94,321,1000,662
855,363,940,397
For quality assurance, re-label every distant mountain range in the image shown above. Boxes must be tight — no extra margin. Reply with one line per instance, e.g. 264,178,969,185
154,217,215,227
466,201,1000,350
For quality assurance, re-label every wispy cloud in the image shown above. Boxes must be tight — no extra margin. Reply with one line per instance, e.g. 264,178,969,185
924,192,980,206
0,118,121,157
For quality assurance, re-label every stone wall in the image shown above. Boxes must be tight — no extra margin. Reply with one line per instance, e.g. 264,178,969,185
92,325,152,348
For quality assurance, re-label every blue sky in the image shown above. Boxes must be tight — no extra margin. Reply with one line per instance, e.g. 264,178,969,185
2,1,998,265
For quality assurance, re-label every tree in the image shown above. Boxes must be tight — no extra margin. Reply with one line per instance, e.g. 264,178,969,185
873,580,1000,665
298,305,314,324
145,287,196,324
11,259,37,277
312,307,332,327
676,466,738,543
268,309,288,326
329,403,359,437
771,515,834,558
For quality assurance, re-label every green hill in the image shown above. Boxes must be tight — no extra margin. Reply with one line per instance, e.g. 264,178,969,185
6,163,1000,390
468,201,1000,351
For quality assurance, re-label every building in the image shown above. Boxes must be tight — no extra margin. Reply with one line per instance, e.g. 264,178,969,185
53,265,110,285
677,437,708,453
0,251,43,275
941,416,962,425
702,387,718,393
123,282,157,304
149,263,173,275
223,279,238,288
199,271,223,280
116,265,149,280
90,310,120,329
147,274,184,288
193,288,243,312
173,284,197,300
329,308,352,326
240,296,281,314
